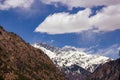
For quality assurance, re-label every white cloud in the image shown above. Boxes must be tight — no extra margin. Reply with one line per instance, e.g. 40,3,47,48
95,44,120,59
41,0,120,9
0,0,34,10
35,4,120,34
91,4,120,32
35,8,92,34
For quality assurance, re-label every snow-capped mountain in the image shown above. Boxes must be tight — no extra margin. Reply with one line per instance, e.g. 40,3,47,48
33,42,111,73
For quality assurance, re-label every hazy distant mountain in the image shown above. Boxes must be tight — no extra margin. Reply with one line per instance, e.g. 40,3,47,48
33,42,111,80
88,58,120,80
0,26,66,80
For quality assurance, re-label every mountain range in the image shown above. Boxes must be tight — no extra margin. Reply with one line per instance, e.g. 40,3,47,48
33,42,115,80
0,25,119,80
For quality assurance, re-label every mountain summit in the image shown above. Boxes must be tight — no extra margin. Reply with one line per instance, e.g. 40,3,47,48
33,42,110,72
33,42,111,80
0,26,66,80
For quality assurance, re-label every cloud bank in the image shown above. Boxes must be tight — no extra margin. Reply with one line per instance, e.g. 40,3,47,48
0,0,34,10
41,0,120,9
35,4,120,34
1,0,120,10
1,0,120,35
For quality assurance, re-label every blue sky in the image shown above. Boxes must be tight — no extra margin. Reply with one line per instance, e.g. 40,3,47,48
0,0,120,59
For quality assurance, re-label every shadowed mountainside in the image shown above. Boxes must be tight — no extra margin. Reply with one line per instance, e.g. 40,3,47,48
0,26,66,80
88,58,120,80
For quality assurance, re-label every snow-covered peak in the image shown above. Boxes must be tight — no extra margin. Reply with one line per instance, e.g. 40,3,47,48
33,43,111,73
33,43,56,58
61,45,86,52
61,46,77,51
33,42,59,52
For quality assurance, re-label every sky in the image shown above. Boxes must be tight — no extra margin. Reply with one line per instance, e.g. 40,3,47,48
0,0,120,59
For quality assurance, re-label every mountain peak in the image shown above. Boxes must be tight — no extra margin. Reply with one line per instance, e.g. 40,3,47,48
61,45,78,52
33,42,111,72
33,42,111,80
34,42,60,52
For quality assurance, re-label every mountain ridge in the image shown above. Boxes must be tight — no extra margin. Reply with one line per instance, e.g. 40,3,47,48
33,42,111,80
33,42,111,72
88,58,120,80
0,26,66,80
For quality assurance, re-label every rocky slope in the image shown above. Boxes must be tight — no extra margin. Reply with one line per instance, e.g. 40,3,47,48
88,58,120,80
0,26,66,80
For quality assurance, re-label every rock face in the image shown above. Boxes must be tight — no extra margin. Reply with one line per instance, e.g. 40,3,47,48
88,58,120,80
0,26,66,80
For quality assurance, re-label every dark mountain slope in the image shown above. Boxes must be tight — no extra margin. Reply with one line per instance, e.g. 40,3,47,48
0,26,66,80
62,64,91,80
88,58,120,80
